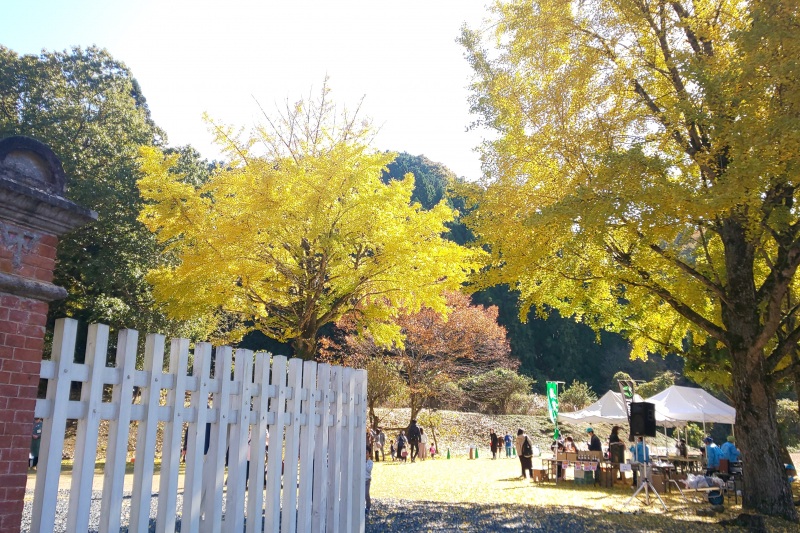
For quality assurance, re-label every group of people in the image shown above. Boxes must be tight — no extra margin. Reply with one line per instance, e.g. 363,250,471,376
489,429,516,459
549,428,602,455
702,435,741,474
368,419,437,464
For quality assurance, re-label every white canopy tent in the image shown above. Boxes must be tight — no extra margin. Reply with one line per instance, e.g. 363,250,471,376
645,385,736,427
558,390,644,424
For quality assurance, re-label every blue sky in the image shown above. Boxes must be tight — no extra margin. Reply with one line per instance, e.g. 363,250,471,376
1,0,491,179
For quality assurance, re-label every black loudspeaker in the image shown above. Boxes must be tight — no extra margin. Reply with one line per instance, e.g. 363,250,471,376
630,402,656,437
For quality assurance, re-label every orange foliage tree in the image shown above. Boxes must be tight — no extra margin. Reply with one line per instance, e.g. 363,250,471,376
322,291,517,424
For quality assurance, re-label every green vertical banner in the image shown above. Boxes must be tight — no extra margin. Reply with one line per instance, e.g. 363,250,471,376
546,381,560,440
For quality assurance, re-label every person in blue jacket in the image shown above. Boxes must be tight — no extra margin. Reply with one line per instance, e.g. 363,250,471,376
629,436,650,486
720,436,741,462
704,437,722,474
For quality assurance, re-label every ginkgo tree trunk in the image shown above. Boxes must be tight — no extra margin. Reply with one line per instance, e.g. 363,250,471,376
137,84,482,360
461,0,799,521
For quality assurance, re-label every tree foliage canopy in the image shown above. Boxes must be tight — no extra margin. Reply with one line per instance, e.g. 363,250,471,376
0,46,209,338
459,368,535,414
138,86,482,359
327,291,516,422
559,380,598,412
461,0,800,518
636,371,676,399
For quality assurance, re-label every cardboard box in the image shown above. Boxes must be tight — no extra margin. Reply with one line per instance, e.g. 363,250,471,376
650,473,667,493
574,468,595,485
597,467,614,488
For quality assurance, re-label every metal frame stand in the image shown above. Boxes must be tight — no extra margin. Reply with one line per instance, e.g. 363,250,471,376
623,437,667,512
624,466,667,511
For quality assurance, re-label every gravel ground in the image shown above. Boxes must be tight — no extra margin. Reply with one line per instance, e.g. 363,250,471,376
21,492,720,533
365,499,673,532
23,491,601,533
21,489,186,533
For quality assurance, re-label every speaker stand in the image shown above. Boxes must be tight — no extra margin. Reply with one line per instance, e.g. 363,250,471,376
623,438,667,512
624,467,667,511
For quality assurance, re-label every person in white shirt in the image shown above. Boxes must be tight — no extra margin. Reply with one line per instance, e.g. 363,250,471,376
420,428,429,460
365,446,373,515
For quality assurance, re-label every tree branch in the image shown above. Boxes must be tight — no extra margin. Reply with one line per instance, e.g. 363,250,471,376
765,324,800,374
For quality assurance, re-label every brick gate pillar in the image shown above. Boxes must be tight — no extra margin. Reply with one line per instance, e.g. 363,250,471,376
0,136,95,532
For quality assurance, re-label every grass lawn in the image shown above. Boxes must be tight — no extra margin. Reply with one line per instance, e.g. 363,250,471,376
370,456,799,532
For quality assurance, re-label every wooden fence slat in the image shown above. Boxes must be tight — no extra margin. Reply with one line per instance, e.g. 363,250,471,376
130,334,166,532
264,355,287,533
99,328,139,533
67,323,110,533
355,369,368,533
157,338,190,533
225,348,253,533
339,368,357,533
183,342,212,532
311,363,331,531
296,360,318,533
202,345,233,533
31,318,78,533
281,358,304,533
325,366,344,533
246,352,270,533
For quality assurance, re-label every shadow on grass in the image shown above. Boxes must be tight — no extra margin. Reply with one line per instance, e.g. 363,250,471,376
364,499,769,532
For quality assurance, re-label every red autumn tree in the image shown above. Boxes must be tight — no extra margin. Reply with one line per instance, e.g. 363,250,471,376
322,291,516,423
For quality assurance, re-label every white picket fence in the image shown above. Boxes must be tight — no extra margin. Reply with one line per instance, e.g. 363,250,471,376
30,318,367,533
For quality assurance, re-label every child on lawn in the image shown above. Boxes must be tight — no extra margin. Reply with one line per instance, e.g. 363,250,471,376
365,446,373,515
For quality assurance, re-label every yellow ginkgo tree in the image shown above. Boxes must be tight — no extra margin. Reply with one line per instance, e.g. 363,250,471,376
138,85,481,360
461,0,799,520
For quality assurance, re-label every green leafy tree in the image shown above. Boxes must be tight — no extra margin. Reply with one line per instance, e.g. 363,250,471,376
559,380,598,412
363,358,407,431
459,368,536,414
461,0,799,518
637,371,676,399
382,152,453,210
0,46,209,342
611,371,633,391
777,399,800,452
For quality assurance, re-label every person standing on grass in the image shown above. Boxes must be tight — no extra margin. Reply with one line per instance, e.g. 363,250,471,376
630,436,650,486
490,429,499,459
407,420,422,463
390,439,396,461
504,431,513,458
365,446,373,516
586,428,602,453
420,428,428,460
377,428,386,461
515,428,534,479
721,436,740,463
704,437,722,475
608,426,625,480
397,430,408,462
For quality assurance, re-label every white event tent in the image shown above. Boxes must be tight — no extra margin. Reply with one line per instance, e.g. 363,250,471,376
558,390,644,424
645,385,736,427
